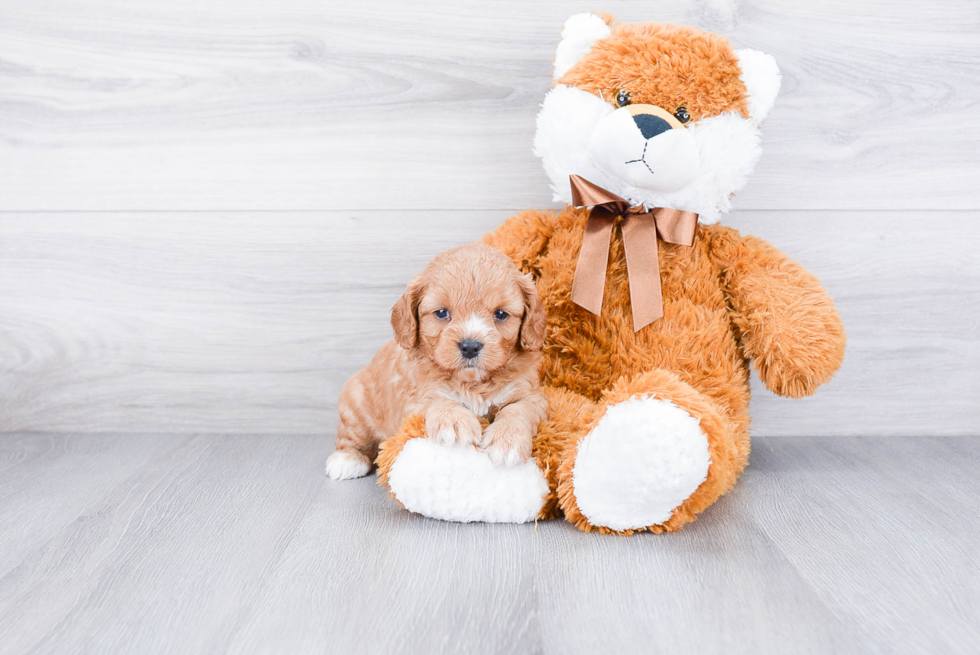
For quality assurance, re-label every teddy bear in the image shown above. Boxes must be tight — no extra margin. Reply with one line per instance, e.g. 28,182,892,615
373,13,845,534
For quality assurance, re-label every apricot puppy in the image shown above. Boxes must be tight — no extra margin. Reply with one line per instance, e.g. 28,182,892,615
325,244,548,480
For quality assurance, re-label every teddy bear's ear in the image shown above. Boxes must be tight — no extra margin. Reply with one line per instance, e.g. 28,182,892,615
734,49,782,123
553,13,612,80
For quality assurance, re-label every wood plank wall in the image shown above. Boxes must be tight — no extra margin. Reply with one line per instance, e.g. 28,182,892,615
1,1,978,436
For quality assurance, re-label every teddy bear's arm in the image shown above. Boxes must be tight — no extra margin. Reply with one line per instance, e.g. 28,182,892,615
708,228,846,398
479,209,558,273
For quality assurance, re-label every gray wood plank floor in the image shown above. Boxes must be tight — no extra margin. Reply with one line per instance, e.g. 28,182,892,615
2,434,977,655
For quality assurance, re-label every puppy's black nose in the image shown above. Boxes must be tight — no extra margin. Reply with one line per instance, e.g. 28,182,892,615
458,339,483,360
632,113,671,140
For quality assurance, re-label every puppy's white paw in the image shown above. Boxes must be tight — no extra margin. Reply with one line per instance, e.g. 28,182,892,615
325,451,371,480
481,421,532,467
427,408,482,447
484,443,525,467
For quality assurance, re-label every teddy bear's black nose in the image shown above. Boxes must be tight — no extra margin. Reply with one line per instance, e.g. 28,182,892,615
458,339,483,360
632,113,672,140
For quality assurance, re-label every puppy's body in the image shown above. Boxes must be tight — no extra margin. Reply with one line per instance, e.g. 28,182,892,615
327,244,548,480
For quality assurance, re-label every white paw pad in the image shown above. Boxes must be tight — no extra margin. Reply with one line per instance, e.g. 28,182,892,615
325,451,371,481
572,396,711,531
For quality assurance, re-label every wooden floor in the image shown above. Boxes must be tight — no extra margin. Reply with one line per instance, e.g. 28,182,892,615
1,434,976,655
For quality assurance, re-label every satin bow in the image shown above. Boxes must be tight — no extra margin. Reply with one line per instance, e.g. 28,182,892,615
568,175,699,331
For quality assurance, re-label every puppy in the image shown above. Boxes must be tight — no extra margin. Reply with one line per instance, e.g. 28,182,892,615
325,244,548,480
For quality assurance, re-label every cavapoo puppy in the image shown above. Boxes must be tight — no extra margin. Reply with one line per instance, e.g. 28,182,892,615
325,243,548,481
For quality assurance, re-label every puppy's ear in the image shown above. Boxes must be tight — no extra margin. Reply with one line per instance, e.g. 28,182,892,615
517,273,547,351
391,274,424,349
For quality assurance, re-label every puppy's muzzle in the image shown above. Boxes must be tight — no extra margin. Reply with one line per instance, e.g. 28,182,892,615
458,339,483,360
588,104,699,193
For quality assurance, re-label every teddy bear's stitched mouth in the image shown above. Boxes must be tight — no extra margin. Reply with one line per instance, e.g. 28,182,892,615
624,141,655,176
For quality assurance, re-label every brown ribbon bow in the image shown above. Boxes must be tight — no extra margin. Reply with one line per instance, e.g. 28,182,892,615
568,175,699,331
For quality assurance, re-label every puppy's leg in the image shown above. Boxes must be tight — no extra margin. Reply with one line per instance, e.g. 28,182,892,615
480,391,548,466
424,399,482,447
326,377,377,481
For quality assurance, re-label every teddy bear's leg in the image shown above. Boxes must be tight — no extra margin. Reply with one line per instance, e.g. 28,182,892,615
532,386,608,520
558,369,748,534
375,415,550,524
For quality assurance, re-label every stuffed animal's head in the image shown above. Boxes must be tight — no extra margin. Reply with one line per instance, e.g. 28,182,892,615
534,13,781,221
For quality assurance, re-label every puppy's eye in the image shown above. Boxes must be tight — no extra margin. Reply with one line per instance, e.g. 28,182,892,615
493,309,509,322
616,90,631,107
674,107,691,124
433,308,450,320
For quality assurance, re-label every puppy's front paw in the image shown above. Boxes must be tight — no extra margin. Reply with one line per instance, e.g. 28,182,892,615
426,406,482,447
480,421,533,466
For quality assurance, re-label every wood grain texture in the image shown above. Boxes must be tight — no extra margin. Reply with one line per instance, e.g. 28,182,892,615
1,0,978,436
1,433,977,654
743,438,980,655
0,0,978,211
1,212,977,436
0,432,189,580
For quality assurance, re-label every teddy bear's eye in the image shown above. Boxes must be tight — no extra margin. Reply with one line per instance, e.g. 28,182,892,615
616,90,632,107
674,107,691,124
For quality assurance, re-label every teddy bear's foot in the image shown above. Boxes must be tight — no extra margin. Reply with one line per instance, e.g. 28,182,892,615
570,396,712,532
377,419,549,524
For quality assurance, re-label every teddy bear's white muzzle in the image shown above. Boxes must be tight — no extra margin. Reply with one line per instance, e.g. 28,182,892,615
588,106,699,193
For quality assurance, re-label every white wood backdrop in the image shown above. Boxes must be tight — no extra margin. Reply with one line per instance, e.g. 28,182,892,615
1,0,978,436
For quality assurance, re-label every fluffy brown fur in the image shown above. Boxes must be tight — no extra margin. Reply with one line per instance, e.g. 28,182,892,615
557,21,749,122
328,244,548,479
378,210,845,532
375,19,844,533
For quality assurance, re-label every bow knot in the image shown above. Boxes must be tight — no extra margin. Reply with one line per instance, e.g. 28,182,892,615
568,175,699,331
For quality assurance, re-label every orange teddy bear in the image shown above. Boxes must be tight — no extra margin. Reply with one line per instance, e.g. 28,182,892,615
375,13,845,534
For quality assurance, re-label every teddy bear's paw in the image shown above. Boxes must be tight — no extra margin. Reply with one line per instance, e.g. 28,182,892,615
572,396,711,531
386,439,548,523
